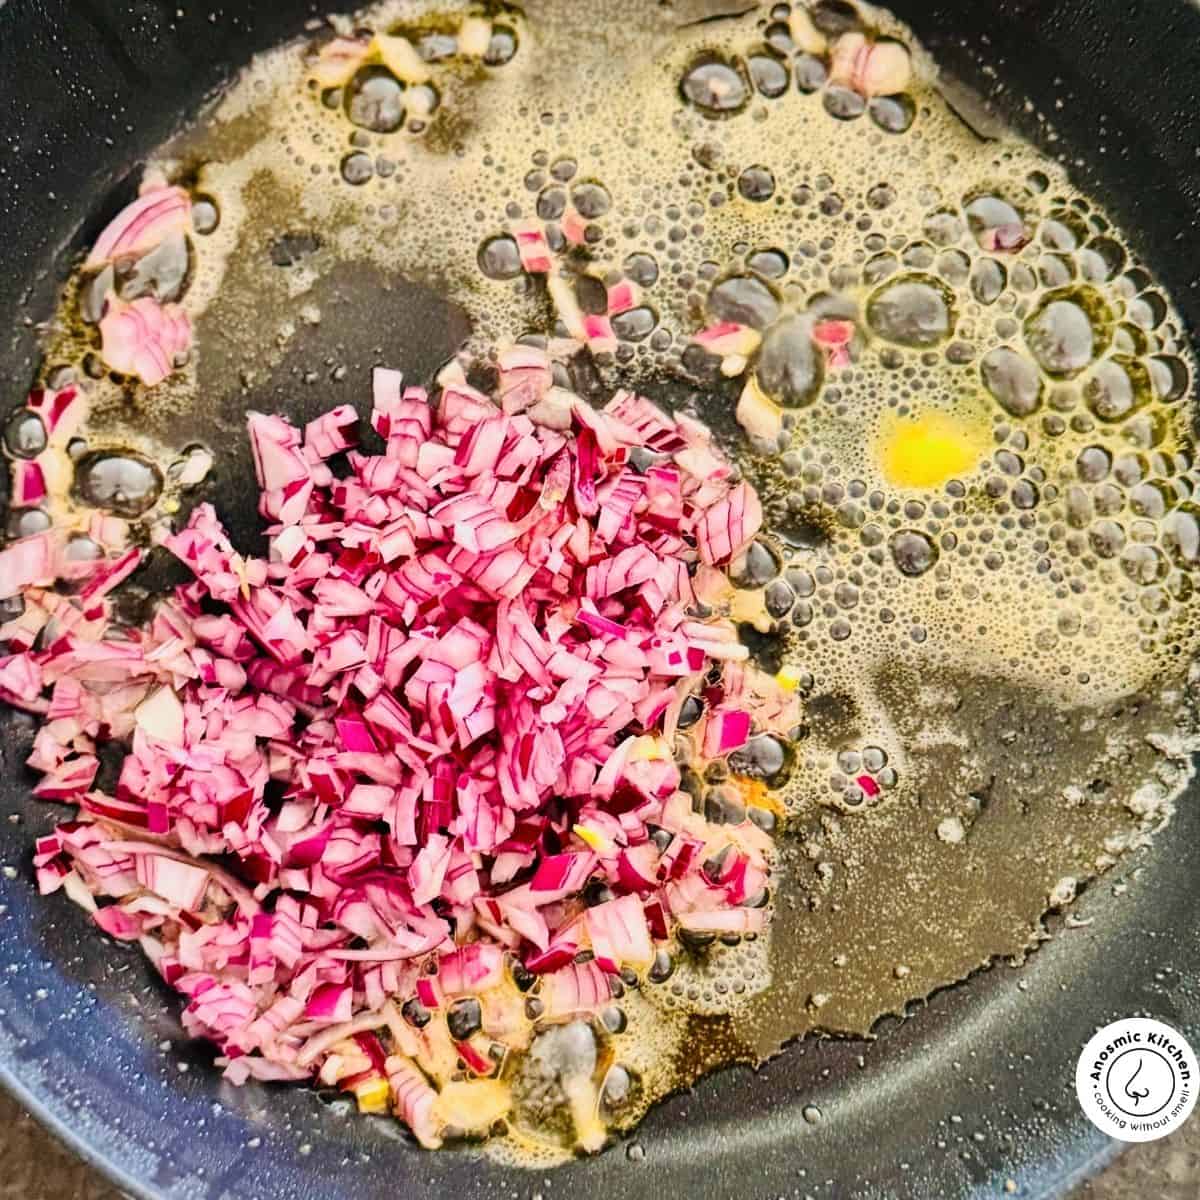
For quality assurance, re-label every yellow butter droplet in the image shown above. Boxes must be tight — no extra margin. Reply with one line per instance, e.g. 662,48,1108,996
876,409,990,489
573,824,614,854
775,668,801,692
628,734,669,762
353,1077,391,1114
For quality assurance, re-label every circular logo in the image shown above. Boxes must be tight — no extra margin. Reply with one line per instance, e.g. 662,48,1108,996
1076,1018,1198,1143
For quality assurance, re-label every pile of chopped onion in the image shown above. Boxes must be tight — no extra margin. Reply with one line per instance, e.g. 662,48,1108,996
3,351,799,1148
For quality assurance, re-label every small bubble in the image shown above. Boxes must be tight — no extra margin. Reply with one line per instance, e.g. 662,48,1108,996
74,451,162,517
571,180,611,219
1162,507,1200,567
890,530,938,577
477,234,523,280
764,21,794,54
937,249,971,286
1089,519,1126,559
970,258,1007,306
749,54,790,98
648,949,674,984
902,242,935,270
764,579,795,617
964,192,1029,250
732,541,780,587
4,410,46,460
1025,288,1112,378
345,67,406,133
795,53,828,93
484,25,519,67
823,85,866,121
868,183,896,211
737,165,776,203
191,196,220,235
867,275,955,348
1121,543,1167,585
981,347,1043,417
1011,479,1039,510
1083,358,1148,422
1075,445,1111,482
862,746,888,771
1078,237,1126,283
536,187,567,221
746,247,789,279
707,273,781,330
681,57,750,116
1148,355,1188,402
612,306,658,342
869,93,915,134
340,151,375,185
624,252,659,288
758,314,823,406
923,208,964,246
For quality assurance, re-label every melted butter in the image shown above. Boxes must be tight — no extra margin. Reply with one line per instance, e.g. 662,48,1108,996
875,407,992,489
19,0,1200,1167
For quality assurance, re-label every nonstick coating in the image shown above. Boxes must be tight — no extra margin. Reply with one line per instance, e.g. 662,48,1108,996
0,1,1199,1197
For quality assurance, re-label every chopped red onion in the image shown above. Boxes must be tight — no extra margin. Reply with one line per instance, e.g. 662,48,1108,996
99,293,192,387
309,36,373,88
812,318,856,369
85,186,192,268
7,349,782,1147
979,223,1031,253
828,32,913,97
510,221,554,274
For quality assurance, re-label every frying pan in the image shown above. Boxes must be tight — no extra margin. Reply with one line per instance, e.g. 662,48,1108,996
0,0,1198,1196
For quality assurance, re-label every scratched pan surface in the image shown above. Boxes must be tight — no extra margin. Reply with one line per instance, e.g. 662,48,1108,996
0,1,1199,1197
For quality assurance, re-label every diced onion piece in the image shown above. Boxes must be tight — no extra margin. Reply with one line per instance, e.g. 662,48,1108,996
134,686,185,746
979,223,1030,253
85,186,192,268
788,7,828,54
812,318,855,369
0,532,54,600
511,220,554,274
372,33,432,82
458,15,492,57
309,36,372,87
693,321,762,359
736,374,782,441
547,271,586,339
387,1056,444,1149
99,293,191,386
829,32,912,97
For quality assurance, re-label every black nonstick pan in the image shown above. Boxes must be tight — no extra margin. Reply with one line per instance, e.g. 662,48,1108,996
0,0,1198,1196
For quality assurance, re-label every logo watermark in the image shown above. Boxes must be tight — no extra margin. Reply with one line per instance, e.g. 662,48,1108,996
1076,1018,1198,1143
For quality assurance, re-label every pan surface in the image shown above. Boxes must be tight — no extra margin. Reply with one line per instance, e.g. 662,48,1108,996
0,1,1198,1196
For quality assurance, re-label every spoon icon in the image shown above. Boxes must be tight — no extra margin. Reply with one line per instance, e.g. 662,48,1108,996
1122,1056,1151,1107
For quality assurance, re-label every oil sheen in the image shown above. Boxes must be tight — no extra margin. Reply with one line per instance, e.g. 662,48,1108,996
21,0,1200,1166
